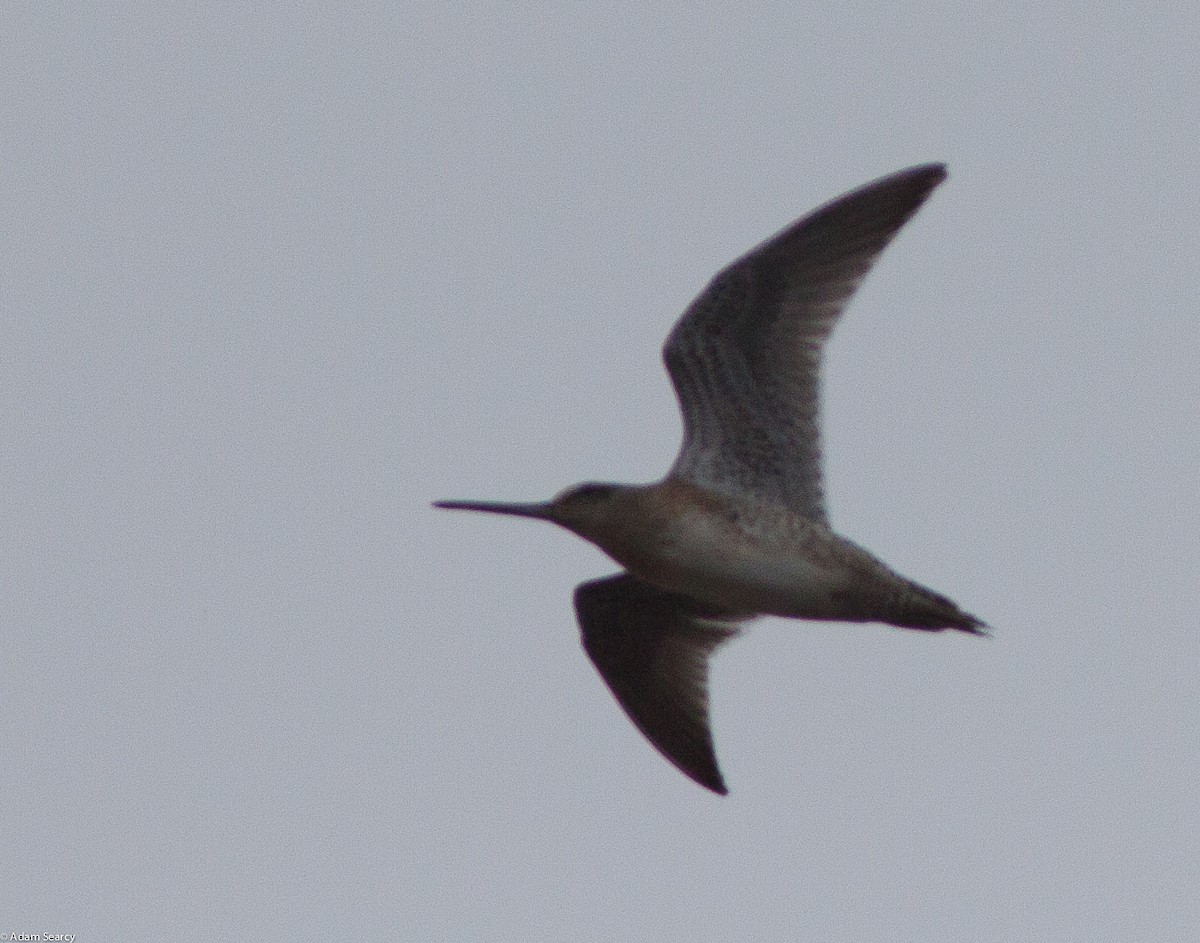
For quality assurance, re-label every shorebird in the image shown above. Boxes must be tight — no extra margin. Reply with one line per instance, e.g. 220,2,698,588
436,164,984,795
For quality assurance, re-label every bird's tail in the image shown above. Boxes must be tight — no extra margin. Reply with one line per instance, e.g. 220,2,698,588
888,579,988,636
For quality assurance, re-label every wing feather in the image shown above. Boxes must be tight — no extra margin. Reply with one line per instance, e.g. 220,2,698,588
575,574,743,795
664,164,948,522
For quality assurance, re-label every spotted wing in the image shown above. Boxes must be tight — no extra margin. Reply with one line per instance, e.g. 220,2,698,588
664,164,948,523
574,574,743,795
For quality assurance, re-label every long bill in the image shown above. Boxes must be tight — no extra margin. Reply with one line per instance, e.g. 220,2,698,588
433,499,554,520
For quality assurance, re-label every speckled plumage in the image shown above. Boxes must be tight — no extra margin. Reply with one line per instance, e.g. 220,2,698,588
437,164,984,795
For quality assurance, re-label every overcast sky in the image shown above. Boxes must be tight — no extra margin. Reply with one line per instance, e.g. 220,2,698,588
4,3,1198,940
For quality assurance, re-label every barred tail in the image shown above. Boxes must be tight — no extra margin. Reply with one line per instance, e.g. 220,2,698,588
889,580,988,635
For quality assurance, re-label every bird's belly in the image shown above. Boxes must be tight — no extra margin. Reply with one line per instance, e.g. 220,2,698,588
676,548,842,616
620,519,851,618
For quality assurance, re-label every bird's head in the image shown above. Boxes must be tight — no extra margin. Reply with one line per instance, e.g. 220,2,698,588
434,481,624,543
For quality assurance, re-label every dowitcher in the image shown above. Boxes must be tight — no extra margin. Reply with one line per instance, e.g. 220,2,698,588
436,164,984,794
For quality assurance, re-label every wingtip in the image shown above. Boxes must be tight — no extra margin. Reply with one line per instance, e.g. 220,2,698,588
687,759,730,795
882,163,948,198
906,161,948,182
671,752,730,796
676,763,729,795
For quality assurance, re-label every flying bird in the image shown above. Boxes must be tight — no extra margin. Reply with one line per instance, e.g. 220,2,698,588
436,164,984,794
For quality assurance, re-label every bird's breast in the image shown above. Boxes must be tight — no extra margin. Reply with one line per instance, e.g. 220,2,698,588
600,487,856,618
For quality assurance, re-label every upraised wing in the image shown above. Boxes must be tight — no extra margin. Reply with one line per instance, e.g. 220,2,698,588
663,164,947,523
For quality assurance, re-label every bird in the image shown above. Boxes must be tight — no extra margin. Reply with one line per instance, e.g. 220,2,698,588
435,164,984,795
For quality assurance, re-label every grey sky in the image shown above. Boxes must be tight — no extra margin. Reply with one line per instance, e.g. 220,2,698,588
4,3,1198,940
